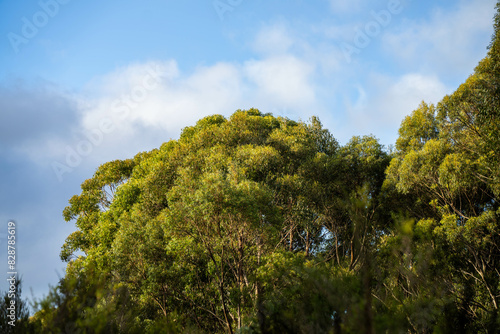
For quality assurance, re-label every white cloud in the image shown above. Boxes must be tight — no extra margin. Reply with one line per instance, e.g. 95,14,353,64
79,58,307,132
105,61,242,132
82,60,180,98
340,73,448,144
252,22,294,56
29,51,318,173
377,73,448,120
382,0,495,77
254,21,344,76
76,53,317,148
47,60,244,168
244,55,316,108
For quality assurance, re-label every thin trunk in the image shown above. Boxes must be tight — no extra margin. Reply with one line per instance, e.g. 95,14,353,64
362,241,374,334
237,233,244,330
333,312,342,334
305,229,310,257
220,246,233,334
256,235,265,332
219,282,233,334
335,231,341,267
363,264,374,334
349,238,355,271
205,241,233,334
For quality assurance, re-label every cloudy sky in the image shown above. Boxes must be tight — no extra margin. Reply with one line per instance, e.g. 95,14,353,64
0,0,496,302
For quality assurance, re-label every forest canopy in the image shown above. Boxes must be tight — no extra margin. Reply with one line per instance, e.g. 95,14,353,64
6,2,500,333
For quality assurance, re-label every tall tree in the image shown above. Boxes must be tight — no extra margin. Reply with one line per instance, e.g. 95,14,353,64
384,4,500,330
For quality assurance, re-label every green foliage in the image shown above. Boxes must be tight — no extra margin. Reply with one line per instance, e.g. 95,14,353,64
383,3,500,331
0,278,38,333
49,109,395,333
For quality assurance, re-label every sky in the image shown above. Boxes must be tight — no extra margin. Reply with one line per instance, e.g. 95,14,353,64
0,0,497,303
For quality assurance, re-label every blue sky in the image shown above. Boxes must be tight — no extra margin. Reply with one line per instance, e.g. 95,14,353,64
0,0,496,302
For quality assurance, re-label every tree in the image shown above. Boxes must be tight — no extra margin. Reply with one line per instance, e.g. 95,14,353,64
44,108,399,333
384,4,500,330
0,278,39,333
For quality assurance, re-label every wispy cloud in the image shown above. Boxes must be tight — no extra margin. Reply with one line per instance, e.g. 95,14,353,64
334,72,449,144
244,55,316,108
372,73,448,124
251,22,295,56
382,0,496,78
12,52,316,182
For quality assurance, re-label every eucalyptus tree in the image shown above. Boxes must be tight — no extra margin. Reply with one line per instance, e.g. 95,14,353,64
384,5,500,330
